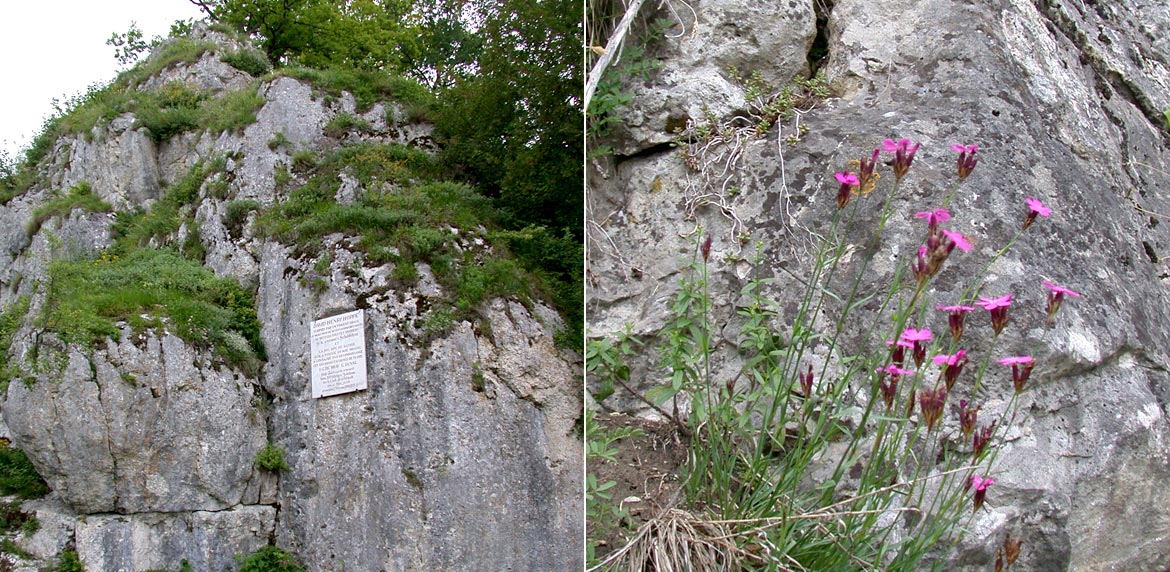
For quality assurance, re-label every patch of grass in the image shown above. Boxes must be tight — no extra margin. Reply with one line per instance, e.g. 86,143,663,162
0,445,50,499
200,84,266,135
221,49,272,77
119,38,218,89
236,546,303,572
224,199,261,237
253,142,568,339
254,444,289,473
0,538,31,559
27,181,113,238
272,65,433,112
133,81,264,143
323,113,373,139
268,131,291,151
41,248,265,373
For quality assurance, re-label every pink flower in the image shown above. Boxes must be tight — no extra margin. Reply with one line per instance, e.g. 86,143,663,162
883,138,921,181
1023,197,1050,230
977,294,1013,335
878,364,914,410
835,172,859,185
886,338,913,367
900,328,933,343
1043,280,1081,327
938,304,977,342
932,349,969,389
941,229,972,252
901,328,932,368
836,172,859,210
882,364,915,377
970,474,995,511
915,208,951,231
951,143,979,180
997,355,1035,393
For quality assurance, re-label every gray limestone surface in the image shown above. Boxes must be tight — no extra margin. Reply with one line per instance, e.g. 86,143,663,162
588,0,1170,570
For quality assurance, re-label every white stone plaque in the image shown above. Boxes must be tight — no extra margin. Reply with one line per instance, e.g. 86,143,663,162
311,309,368,398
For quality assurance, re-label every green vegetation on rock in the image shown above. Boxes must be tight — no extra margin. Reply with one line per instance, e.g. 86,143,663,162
42,248,264,373
254,443,289,472
28,181,112,238
0,445,50,499
236,546,304,572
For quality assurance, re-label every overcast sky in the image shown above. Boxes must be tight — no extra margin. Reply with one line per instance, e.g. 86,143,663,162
0,1,207,158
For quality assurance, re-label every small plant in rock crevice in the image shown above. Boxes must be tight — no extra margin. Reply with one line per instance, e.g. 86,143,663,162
589,139,1076,570
236,545,304,572
53,549,84,572
254,443,290,473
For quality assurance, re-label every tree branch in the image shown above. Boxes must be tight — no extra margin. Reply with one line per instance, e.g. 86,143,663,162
584,0,646,111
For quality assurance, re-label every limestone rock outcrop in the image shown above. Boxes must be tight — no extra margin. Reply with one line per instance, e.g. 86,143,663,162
0,25,581,572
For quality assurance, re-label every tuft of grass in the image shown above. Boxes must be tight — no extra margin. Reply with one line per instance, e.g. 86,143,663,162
0,445,50,499
323,113,373,139
27,181,113,238
221,49,272,77
254,443,289,473
200,84,266,135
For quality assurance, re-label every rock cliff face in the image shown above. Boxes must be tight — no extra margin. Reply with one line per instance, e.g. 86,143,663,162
0,26,581,571
589,0,1170,570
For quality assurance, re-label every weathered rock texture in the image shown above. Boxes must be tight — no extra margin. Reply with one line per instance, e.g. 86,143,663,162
0,25,581,572
588,0,1170,570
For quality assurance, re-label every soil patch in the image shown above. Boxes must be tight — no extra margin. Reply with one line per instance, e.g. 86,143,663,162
590,412,689,561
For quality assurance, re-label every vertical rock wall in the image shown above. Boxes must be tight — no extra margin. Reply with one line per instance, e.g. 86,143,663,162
588,0,1170,570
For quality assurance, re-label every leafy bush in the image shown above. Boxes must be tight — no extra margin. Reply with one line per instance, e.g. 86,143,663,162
254,443,289,472
0,446,50,499
221,49,272,76
236,546,304,572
